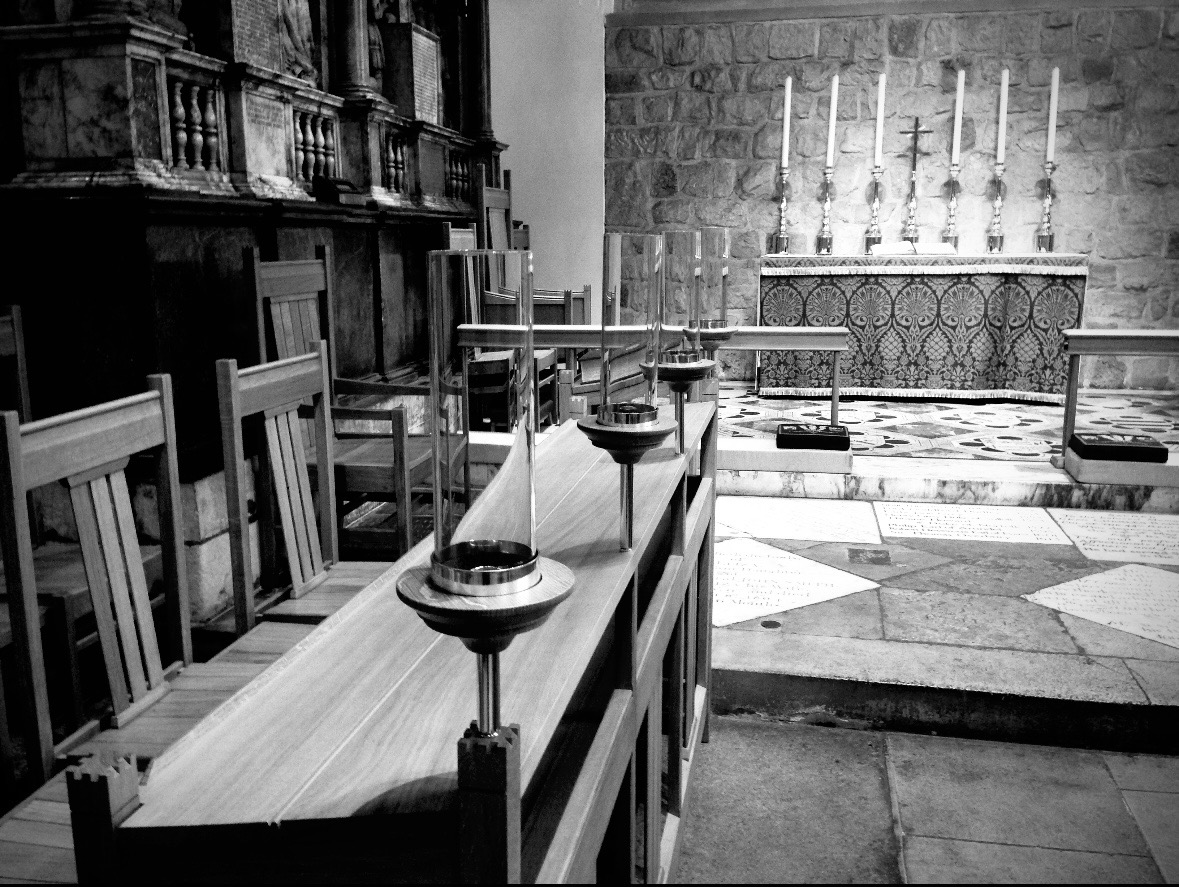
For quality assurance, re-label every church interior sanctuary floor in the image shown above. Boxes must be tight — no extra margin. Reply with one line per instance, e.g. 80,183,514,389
711,498,1179,752
718,383,1179,462
679,716,1178,884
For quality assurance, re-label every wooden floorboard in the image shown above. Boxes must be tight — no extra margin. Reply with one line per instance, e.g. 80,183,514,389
0,818,72,849
0,839,76,883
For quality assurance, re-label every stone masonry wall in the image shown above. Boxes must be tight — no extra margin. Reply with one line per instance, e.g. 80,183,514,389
605,6,1179,387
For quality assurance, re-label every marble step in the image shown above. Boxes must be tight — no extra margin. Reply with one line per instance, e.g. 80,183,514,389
718,447,1179,512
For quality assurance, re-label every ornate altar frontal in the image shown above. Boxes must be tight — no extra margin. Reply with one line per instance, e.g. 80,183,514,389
758,255,1088,403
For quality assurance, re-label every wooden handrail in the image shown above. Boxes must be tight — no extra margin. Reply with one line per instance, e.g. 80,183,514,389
1064,330,1179,356
457,323,849,352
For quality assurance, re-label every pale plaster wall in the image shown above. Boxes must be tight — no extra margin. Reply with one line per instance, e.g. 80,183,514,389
490,0,613,321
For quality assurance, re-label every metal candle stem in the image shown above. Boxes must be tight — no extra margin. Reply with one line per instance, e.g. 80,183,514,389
675,390,686,454
620,462,633,551
987,161,1005,254
772,167,790,253
902,168,919,243
1037,161,1056,253
865,165,883,254
817,165,834,256
476,651,501,736
942,162,960,250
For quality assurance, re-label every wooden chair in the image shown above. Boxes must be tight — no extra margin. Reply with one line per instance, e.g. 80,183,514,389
247,245,439,565
0,306,32,423
0,376,190,785
477,169,514,251
218,344,393,635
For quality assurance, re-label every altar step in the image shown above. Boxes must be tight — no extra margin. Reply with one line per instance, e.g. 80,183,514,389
718,444,1179,512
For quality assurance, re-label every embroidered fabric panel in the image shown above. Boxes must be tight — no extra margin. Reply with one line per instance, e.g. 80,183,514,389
758,271,1085,399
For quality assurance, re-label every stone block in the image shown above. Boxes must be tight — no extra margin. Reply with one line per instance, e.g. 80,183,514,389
956,15,1003,54
748,61,794,94
18,61,67,164
719,94,770,127
675,91,712,124
1094,230,1158,261
924,18,954,56
696,201,747,228
648,68,686,91
1168,231,1179,260
650,161,677,197
1111,10,1160,51
733,23,769,64
653,199,691,224
662,26,701,66
838,121,874,156
700,25,733,64
738,161,777,200
1043,10,1073,30
768,22,817,60
1004,14,1041,56
186,522,261,623
819,21,852,59
1126,150,1179,187
677,125,704,160
678,162,715,197
731,228,765,259
1040,17,1074,54
641,94,673,124
1136,83,1179,115
606,96,637,126
1076,11,1110,48
1080,56,1114,84
753,122,781,160
690,66,735,93
610,28,660,68
604,163,649,227
889,18,920,58
1120,259,1173,294
800,60,840,93
605,70,648,95
710,129,751,159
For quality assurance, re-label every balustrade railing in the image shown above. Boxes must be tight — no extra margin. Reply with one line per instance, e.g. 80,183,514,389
445,147,471,201
292,109,337,183
383,127,408,194
167,76,223,172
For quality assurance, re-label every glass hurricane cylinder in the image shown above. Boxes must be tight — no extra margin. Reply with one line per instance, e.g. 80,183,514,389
599,232,664,424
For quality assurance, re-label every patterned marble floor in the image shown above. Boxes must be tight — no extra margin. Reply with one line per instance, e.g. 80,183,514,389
718,383,1179,462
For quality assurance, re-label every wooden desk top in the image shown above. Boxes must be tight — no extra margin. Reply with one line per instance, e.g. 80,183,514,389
125,402,715,829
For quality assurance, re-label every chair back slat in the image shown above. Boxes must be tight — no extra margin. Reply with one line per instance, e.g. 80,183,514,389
264,410,324,591
237,352,324,417
112,469,164,686
285,410,325,578
256,260,328,297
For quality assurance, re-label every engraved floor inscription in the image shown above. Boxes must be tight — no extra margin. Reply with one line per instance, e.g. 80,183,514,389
1025,564,1179,649
1048,510,1179,565
874,502,1072,544
716,497,881,544
713,537,879,627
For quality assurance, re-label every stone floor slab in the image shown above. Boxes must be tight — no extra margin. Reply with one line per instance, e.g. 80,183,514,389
1123,791,1179,883
1025,565,1179,650
1124,659,1179,706
678,717,900,884
1049,510,1179,565
1062,615,1179,663
724,589,884,640
886,549,1106,598
712,630,1148,703
1103,753,1179,794
880,588,1079,654
716,496,881,543
904,836,1162,884
887,733,1153,855
796,541,953,583
875,502,1072,544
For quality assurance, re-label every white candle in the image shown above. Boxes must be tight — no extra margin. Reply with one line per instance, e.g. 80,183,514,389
781,76,792,169
874,73,886,166
825,74,839,167
951,69,965,165
1046,66,1059,163
996,68,1009,165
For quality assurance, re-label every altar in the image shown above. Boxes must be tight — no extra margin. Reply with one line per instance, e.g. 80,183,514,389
757,254,1087,402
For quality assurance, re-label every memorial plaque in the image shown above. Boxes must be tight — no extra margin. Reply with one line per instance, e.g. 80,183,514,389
1025,564,1179,649
713,538,878,627
874,502,1072,544
1047,510,1179,565
715,496,881,544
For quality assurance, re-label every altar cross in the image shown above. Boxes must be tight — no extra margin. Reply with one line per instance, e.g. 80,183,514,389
899,117,934,177
899,117,933,242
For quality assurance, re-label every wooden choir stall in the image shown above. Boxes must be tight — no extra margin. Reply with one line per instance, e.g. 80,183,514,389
65,399,718,883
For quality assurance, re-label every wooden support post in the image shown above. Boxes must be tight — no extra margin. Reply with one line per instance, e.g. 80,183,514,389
67,756,140,884
1061,353,1080,454
147,375,191,666
830,351,841,427
458,724,522,884
216,360,256,636
599,758,636,883
666,611,684,816
698,411,717,743
643,684,662,882
683,571,697,761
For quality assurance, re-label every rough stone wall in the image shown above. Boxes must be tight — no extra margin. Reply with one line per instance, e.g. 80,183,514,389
604,6,1179,387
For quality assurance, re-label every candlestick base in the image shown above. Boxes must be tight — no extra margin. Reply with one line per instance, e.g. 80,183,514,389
902,234,919,245
942,233,959,251
1036,233,1054,253
769,232,790,255
987,234,1005,254
864,234,882,254
816,234,834,256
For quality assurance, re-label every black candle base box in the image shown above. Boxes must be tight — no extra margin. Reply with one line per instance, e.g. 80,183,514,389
1069,432,1168,463
776,423,851,451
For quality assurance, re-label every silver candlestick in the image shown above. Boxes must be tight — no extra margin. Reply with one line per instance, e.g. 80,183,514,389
987,161,1005,254
864,165,883,254
902,169,919,244
1036,161,1056,253
771,166,790,253
816,165,834,255
942,162,960,250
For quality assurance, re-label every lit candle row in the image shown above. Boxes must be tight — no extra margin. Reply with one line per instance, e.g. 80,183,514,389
779,67,1060,169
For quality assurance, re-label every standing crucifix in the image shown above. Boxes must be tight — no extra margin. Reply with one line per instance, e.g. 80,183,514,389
899,117,933,244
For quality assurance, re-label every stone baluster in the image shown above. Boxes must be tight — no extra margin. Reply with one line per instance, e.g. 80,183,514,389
397,141,406,193
170,80,186,169
201,86,219,171
323,121,336,178
186,85,203,170
293,111,304,180
385,131,396,190
301,113,314,181
312,115,326,178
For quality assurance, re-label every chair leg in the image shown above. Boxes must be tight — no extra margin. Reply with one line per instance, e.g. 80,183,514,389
0,660,16,800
